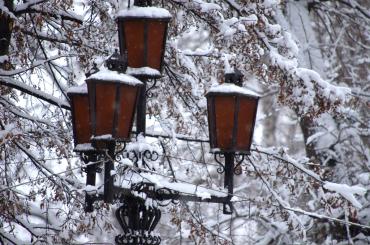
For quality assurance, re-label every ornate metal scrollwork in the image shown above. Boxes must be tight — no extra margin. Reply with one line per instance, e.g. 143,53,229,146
115,234,161,245
115,195,161,245
117,148,159,171
214,152,246,175
146,79,157,98
130,182,180,207
234,154,245,175
156,187,180,206
214,153,226,174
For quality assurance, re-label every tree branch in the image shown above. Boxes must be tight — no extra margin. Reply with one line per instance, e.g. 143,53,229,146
0,77,70,110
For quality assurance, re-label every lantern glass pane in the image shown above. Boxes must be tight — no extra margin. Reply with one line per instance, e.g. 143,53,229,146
72,95,91,144
116,85,138,139
147,21,166,70
214,96,235,150
235,97,257,151
95,83,116,136
123,20,145,68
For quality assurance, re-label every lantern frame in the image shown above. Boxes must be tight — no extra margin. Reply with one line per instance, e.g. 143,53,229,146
67,85,98,153
86,70,143,147
206,84,259,155
116,7,172,77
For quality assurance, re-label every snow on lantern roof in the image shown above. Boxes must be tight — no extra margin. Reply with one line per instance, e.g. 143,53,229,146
74,143,96,152
116,6,172,19
67,84,87,94
126,66,161,77
86,68,143,86
207,83,260,97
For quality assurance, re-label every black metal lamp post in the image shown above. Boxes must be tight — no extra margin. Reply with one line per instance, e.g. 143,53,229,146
85,61,143,203
115,0,172,136
68,0,261,243
67,85,100,212
206,70,260,213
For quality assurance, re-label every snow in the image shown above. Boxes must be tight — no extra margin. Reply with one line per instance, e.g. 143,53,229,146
324,182,367,209
74,143,96,152
91,134,113,140
241,14,258,25
195,190,211,200
116,6,172,19
0,76,70,109
66,84,87,94
199,2,221,13
84,185,98,193
126,66,161,77
126,134,159,153
0,124,20,143
0,55,8,63
86,68,143,86
207,83,260,97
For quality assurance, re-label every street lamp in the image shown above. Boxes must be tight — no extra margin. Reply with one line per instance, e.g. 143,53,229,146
206,70,260,213
67,85,91,149
68,0,262,243
86,68,143,147
116,1,172,77
206,70,259,154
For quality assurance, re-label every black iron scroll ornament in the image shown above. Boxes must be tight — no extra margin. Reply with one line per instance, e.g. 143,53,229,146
214,152,245,175
115,195,161,245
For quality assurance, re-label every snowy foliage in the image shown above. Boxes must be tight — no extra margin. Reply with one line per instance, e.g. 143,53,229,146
0,0,370,244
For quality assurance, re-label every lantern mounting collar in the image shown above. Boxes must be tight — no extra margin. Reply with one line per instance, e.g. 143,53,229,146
85,62,99,78
105,49,128,73
133,0,152,7
224,68,243,87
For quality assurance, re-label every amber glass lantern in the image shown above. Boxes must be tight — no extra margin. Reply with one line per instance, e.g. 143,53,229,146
67,85,92,149
206,73,259,154
116,6,172,77
86,69,143,146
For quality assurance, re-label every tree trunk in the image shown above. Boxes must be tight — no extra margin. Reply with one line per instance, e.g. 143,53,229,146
0,0,14,57
299,115,319,163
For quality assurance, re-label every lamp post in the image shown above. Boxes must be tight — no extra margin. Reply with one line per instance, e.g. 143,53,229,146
68,0,260,243
68,85,96,212
116,0,171,136
206,70,260,213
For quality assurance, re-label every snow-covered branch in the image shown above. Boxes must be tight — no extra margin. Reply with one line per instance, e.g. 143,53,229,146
0,77,70,110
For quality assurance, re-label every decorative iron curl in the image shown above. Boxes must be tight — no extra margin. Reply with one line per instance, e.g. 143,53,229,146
234,154,245,175
214,153,226,174
145,79,157,98
156,187,180,206
114,142,127,162
143,149,159,162
115,234,161,245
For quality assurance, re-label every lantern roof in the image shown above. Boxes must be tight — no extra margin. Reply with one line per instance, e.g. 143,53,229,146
116,6,172,19
86,68,143,86
206,83,260,98
67,84,87,95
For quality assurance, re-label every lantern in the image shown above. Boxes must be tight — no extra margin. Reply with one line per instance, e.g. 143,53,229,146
206,73,259,154
67,85,93,151
116,6,172,77
86,69,143,147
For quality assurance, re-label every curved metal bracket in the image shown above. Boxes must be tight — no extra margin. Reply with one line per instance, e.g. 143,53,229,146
145,78,157,98
234,154,245,175
214,153,226,174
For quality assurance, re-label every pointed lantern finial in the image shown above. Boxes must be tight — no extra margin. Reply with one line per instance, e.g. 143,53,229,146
224,68,243,87
105,49,127,73
134,0,152,7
